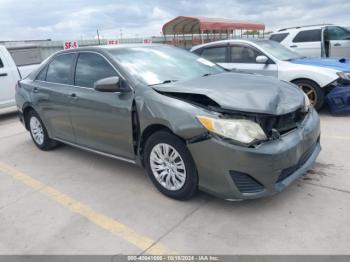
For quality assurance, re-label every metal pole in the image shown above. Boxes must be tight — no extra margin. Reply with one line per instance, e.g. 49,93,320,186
97,29,101,45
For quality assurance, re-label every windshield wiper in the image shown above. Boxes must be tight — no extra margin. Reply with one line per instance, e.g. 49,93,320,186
148,80,178,86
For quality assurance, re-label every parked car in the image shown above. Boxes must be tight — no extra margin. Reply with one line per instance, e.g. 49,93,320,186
16,45,321,200
191,39,350,110
0,45,39,109
269,24,350,58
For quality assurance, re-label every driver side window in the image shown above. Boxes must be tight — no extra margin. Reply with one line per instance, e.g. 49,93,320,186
74,52,118,88
230,45,262,63
326,27,350,41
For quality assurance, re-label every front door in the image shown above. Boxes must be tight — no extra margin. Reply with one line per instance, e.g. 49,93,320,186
69,52,135,159
222,44,278,77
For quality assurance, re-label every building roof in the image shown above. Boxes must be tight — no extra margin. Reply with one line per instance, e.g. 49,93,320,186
162,16,265,35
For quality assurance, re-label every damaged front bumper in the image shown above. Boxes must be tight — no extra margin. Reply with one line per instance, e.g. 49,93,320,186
187,108,321,200
326,84,350,114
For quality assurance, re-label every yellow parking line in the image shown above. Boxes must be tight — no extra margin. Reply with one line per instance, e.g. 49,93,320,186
0,161,175,255
323,135,350,141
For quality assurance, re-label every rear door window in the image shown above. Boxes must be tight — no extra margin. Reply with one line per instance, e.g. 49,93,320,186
46,53,75,85
230,45,263,63
74,52,117,88
200,46,226,63
269,33,289,43
292,29,321,42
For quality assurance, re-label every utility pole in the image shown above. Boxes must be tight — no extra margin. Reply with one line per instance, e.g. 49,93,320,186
97,29,101,45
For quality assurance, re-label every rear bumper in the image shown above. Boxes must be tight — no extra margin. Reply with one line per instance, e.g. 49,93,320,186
188,108,321,200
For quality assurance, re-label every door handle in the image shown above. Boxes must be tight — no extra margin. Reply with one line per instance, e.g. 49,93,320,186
289,45,298,48
33,87,39,93
0,72,8,77
334,43,341,47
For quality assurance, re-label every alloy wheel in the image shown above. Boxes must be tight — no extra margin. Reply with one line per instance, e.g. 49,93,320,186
149,143,186,191
29,116,44,145
298,83,317,106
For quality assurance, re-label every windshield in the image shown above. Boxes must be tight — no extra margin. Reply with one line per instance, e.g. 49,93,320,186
109,45,225,85
258,40,303,61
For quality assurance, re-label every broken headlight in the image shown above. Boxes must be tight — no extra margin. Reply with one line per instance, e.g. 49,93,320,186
337,72,350,80
303,92,311,112
197,116,267,144
337,72,350,84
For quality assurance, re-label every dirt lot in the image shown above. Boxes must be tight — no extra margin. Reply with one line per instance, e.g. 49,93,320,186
0,108,349,255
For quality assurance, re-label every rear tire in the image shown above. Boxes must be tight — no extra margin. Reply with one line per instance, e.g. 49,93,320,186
27,110,58,151
292,79,324,110
144,130,198,200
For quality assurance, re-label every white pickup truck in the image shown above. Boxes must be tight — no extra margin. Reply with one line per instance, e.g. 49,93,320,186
0,45,39,109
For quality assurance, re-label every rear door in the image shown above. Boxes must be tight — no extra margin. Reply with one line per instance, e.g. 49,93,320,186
226,44,278,77
290,29,322,57
326,26,350,58
32,53,76,142
69,52,135,159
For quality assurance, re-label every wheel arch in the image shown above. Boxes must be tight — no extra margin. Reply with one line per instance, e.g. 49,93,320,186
138,124,183,166
22,104,36,130
290,77,321,87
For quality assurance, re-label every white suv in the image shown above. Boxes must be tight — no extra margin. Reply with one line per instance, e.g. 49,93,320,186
269,25,350,58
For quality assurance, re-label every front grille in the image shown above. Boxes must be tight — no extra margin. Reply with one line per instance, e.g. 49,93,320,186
257,109,307,136
230,171,264,193
276,143,317,183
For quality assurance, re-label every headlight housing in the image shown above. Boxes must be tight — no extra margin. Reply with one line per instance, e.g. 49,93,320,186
303,92,311,112
337,72,350,80
197,116,267,145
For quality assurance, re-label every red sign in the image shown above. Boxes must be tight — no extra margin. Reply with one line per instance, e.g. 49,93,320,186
143,38,152,44
107,39,119,45
63,41,79,49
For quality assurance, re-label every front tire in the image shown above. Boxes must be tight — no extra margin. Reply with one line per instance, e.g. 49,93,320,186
144,130,198,200
292,79,324,110
27,110,58,151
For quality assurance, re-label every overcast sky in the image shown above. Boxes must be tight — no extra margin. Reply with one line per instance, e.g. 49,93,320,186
1,0,349,41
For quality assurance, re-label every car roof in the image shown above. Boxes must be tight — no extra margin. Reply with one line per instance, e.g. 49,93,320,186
272,24,333,34
191,38,271,51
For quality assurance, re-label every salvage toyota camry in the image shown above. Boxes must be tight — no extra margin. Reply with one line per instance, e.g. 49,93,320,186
15,44,321,200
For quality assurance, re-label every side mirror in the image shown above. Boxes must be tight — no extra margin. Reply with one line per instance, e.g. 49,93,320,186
256,55,269,64
94,76,123,92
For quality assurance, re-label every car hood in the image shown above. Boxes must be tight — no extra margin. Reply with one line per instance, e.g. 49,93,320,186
290,58,350,72
152,72,304,115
